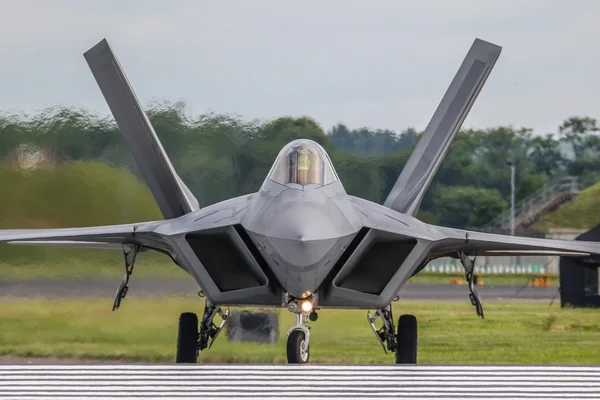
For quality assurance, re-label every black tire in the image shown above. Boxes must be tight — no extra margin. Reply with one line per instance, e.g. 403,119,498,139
176,312,198,363
395,314,417,364
286,330,309,364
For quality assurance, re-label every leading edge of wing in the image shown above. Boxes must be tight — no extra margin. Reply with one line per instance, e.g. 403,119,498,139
0,222,162,250
430,227,600,258
7,240,124,250
383,38,502,216
83,39,200,220
475,249,590,257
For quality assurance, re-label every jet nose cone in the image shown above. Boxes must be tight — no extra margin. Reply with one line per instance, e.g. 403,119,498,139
242,186,363,299
262,235,343,298
267,236,339,268
267,202,342,242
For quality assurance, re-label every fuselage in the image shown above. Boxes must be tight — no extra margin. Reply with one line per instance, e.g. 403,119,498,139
239,139,363,298
242,183,363,298
172,139,434,308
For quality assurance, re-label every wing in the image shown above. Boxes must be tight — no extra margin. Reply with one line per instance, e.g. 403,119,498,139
383,38,502,216
9,241,124,250
429,227,600,259
0,221,171,254
84,39,200,220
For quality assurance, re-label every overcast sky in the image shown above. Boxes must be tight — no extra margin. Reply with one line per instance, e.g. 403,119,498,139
1,0,598,136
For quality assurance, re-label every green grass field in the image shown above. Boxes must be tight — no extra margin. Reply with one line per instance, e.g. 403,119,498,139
407,272,540,286
0,160,555,287
0,249,542,286
1,298,598,364
534,180,600,230
0,253,190,281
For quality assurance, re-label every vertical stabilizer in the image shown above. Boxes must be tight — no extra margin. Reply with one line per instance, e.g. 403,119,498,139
383,38,501,216
84,39,200,219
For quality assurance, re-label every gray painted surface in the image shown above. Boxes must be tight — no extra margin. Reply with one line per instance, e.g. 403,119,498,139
84,39,199,219
383,38,501,216
0,365,599,399
1,37,599,313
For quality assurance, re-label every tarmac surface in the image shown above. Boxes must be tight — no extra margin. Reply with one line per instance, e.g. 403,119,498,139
1,364,599,399
0,278,559,301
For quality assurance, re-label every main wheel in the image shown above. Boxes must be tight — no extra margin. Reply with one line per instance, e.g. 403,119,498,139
395,314,417,364
286,330,309,364
176,312,199,363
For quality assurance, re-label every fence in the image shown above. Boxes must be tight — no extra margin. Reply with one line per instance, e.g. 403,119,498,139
482,176,579,231
422,261,551,275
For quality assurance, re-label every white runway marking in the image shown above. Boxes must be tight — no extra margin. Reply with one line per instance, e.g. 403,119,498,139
0,365,599,399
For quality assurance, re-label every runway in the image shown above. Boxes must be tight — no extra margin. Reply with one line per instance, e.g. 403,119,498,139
1,365,599,399
0,278,559,301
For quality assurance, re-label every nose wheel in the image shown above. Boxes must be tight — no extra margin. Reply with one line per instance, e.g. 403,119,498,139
286,306,312,364
287,329,309,363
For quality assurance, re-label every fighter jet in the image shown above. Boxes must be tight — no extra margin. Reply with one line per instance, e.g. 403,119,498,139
2,37,598,364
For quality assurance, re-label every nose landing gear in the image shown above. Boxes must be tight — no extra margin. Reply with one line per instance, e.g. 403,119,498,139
285,297,316,364
286,313,310,363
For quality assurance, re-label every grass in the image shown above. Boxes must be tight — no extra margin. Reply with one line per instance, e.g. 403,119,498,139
0,250,541,285
407,272,541,286
0,160,553,286
0,251,190,281
0,298,598,364
0,160,170,279
0,161,160,230
534,180,600,230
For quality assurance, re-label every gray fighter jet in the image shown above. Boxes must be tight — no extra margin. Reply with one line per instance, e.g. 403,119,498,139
2,37,598,364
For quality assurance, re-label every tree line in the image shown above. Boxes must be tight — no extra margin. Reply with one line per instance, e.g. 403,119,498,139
1,100,599,229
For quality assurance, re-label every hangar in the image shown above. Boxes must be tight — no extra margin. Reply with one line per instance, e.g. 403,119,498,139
560,222,600,308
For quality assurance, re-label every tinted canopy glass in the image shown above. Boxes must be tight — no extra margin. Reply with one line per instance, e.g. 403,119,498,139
268,140,337,187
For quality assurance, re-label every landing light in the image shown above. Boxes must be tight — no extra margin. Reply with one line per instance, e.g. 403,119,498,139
300,300,313,313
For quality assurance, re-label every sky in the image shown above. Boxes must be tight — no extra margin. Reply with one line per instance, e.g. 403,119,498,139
0,0,598,136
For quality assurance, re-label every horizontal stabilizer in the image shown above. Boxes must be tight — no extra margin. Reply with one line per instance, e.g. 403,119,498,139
84,39,200,220
384,38,502,216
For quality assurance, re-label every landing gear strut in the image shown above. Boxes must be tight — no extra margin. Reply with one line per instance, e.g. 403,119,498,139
367,304,397,354
285,296,315,364
198,301,230,351
112,244,141,311
368,305,418,364
175,299,230,364
458,251,484,319
287,313,310,363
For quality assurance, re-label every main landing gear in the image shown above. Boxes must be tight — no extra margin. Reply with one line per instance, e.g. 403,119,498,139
175,297,230,363
368,304,418,364
458,250,484,319
112,244,141,311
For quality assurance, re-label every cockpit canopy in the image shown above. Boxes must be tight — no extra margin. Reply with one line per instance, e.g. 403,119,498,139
268,139,338,188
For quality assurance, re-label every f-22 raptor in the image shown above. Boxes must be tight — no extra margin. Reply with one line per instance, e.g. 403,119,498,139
2,38,598,364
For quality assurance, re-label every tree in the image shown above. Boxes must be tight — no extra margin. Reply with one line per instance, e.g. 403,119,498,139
558,116,599,159
432,185,508,228
528,134,565,177
1,102,600,230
